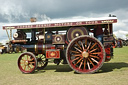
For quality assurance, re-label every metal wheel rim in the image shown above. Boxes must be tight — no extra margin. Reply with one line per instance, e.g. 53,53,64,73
66,35,105,73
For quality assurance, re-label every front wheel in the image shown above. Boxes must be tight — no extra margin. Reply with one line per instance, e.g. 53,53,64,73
66,35,105,74
18,52,37,73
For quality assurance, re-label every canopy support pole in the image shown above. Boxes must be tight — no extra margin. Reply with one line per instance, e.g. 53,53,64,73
6,29,10,41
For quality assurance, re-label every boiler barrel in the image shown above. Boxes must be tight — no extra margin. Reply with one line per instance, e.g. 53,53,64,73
22,45,35,52
21,42,55,54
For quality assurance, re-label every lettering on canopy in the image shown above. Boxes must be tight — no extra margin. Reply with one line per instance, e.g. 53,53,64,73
3,19,117,30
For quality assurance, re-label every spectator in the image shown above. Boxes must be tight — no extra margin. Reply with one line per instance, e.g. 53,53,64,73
0,49,2,54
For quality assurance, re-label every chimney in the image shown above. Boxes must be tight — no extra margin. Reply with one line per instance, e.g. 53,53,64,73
30,17,36,22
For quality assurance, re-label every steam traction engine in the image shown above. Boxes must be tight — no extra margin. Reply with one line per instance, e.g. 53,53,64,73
3,17,117,73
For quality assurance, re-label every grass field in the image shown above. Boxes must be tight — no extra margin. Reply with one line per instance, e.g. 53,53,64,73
0,46,128,85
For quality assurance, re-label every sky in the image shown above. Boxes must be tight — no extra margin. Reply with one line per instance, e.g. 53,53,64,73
0,0,128,44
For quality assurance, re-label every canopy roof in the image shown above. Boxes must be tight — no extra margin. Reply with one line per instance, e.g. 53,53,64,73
3,17,117,30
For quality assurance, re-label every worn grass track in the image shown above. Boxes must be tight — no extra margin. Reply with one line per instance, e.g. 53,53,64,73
0,46,128,85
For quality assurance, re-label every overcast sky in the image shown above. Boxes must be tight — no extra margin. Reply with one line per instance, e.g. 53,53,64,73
0,0,128,44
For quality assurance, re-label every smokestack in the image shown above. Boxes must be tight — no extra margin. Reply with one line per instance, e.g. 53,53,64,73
30,17,36,22
30,17,36,41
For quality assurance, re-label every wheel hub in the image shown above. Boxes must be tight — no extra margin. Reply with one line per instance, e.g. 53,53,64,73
82,51,89,58
25,61,29,65
75,33,79,37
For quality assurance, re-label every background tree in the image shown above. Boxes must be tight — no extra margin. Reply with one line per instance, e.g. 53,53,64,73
0,43,3,46
126,34,128,40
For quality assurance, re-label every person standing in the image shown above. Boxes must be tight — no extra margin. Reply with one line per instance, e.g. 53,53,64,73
94,25,104,43
0,49,2,54
89,25,104,43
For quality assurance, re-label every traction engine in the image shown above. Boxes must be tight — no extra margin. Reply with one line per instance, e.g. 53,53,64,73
3,17,117,74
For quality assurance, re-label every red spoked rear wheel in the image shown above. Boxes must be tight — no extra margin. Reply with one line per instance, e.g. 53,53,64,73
66,35,105,73
18,52,37,73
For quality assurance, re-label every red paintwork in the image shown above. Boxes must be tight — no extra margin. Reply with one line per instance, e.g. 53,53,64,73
105,48,111,62
46,49,60,59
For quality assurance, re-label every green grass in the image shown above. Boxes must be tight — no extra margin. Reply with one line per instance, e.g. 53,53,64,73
0,47,128,85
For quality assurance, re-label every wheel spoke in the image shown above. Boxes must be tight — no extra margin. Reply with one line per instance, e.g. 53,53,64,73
74,58,83,66
81,41,85,51
20,62,25,64
30,58,34,61
40,63,43,67
42,61,45,64
21,59,26,61
24,65,26,70
38,62,41,67
31,61,35,63
24,56,26,60
71,54,82,57
75,42,82,50
28,65,32,71
74,47,82,53
86,42,91,51
90,48,98,53
71,57,80,62
71,50,80,54
21,64,25,67
90,52,101,55
26,66,29,71
85,39,87,48
90,43,97,50
39,61,44,66
30,63,34,67
89,55,100,59
91,58,99,64
88,58,94,67
79,60,83,69
84,59,86,70
87,61,91,70
41,57,45,59
27,55,28,60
